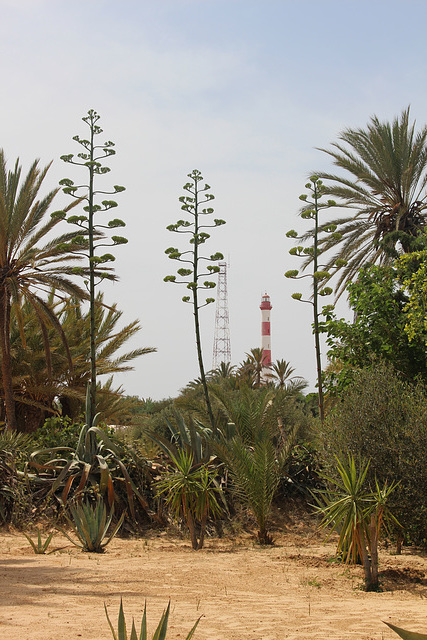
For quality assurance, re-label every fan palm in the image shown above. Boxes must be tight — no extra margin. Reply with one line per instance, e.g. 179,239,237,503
0,151,89,430
315,107,427,295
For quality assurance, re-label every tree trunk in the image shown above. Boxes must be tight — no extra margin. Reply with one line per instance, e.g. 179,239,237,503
196,508,208,550
369,513,379,590
186,509,199,550
396,533,403,555
0,291,17,430
358,523,375,591
257,525,274,545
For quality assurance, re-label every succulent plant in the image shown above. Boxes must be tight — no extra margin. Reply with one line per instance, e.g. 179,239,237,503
105,599,200,640
24,529,55,554
59,497,124,552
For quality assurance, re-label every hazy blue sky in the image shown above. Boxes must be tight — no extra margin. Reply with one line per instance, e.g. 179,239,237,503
1,0,427,399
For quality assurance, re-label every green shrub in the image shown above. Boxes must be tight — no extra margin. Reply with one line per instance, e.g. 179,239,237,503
32,416,82,452
0,430,34,525
319,361,427,546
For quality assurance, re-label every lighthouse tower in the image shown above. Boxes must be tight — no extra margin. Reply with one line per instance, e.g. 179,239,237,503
260,292,272,380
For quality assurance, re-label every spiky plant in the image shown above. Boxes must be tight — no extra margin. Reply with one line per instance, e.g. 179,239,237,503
155,449,223,550
384,621,427,639
24,529,55,554
314,455,399,591
105,599,200,640
59,497,124,553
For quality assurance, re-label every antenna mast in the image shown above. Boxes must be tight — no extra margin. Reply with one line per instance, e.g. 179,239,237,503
212,261,231,369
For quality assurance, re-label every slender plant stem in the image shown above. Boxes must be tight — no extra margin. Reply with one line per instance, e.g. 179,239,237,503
88,115,97,429
313,183,325,422
192,180,215,431
0,290,16,430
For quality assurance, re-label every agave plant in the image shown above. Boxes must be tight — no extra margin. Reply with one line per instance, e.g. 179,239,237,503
148,410,212,465
27,389,154,523
24,529,56,554
59,497,124,552
105,599,200,640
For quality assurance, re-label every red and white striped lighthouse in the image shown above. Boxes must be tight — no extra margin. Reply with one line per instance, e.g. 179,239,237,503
260,292,272,380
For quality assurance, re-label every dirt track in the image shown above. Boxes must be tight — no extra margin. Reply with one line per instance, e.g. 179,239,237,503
1,529,427,640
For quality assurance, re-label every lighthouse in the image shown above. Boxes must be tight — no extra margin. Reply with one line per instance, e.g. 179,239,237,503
260,292,272,381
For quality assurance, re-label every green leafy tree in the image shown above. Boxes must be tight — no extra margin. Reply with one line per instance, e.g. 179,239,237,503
164,169,225,430
397,248,427,345
0,150,88,431
60,109,127,428
316,107,427,295
285,175,339,421
322,264,427,392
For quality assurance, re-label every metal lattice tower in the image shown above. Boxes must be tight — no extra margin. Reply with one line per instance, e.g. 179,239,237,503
212,261,231,369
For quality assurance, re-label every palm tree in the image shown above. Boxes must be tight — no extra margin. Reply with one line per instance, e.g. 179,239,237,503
270,359,306,391
0,151,88,430
4,292,156,429
54,292,156,418
315,108,427,294
212,385,300,544
238,348,271,388
209,361,236,381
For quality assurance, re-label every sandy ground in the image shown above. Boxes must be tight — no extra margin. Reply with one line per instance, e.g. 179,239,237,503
1,524,427,640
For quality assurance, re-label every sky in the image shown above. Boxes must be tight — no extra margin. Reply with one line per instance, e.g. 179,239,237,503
1,0,427,400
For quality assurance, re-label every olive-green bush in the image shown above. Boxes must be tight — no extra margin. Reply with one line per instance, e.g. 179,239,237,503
319,361,427,547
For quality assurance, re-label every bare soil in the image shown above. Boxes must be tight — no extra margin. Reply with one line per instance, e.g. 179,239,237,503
1,521,427,640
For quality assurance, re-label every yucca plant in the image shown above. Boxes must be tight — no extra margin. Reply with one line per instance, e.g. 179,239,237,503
105,599,200,640
24,529,55,554
59,497,124,552
314,455,399,591
384,621,427,639
155,449,223,550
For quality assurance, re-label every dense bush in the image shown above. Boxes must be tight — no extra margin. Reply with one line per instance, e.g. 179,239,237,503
319,360,427,546
32,415,82,451
0,431,35,525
